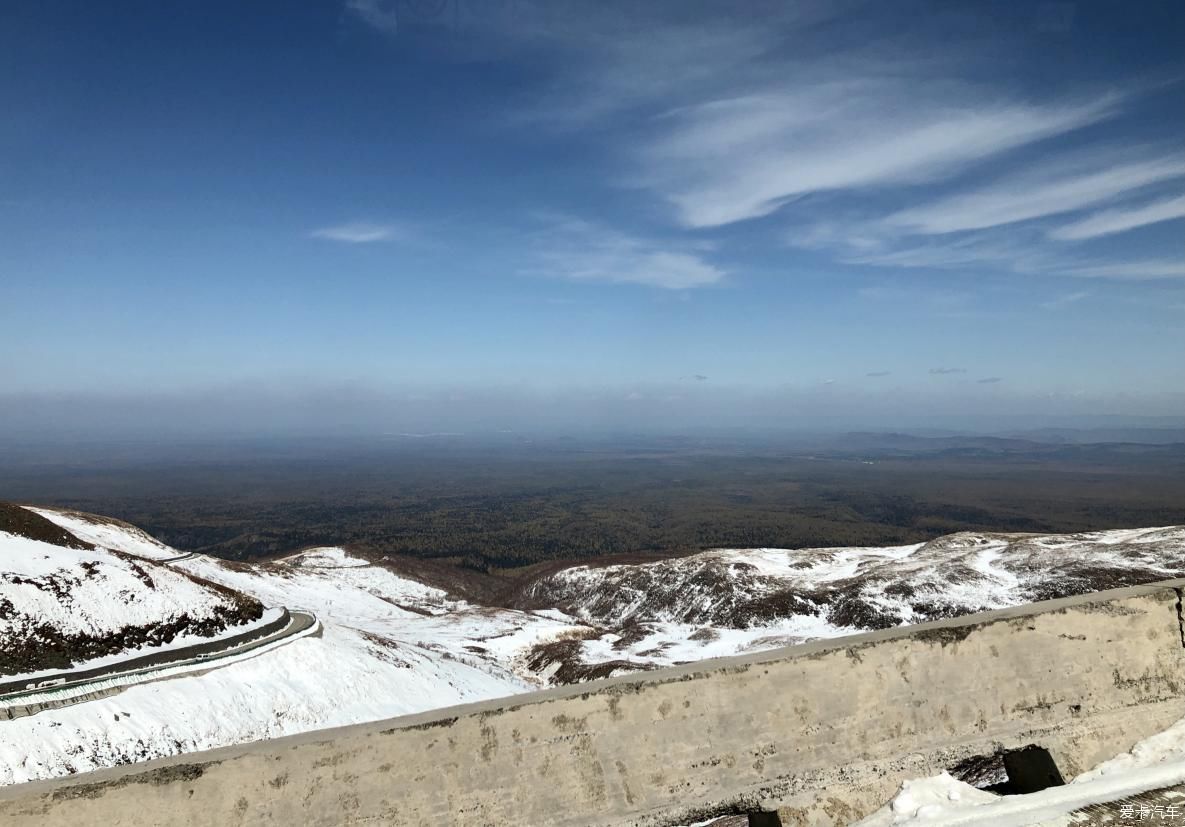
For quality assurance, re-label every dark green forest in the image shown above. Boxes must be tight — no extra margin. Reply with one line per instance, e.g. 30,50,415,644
3,433,1183,572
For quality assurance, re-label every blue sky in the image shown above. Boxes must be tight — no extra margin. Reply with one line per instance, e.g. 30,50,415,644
2,1,1183,433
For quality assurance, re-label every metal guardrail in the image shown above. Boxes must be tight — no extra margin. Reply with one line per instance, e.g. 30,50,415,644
0,608,293,700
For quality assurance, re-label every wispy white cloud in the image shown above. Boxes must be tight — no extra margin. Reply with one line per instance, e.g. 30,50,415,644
484,3,1129,233
834,229,1185,283
521,24,779,128
823,224,1074,282
885,152,1185,235
1057,259,1185,280
344,0,399,34
852,236,1185,284
346,0,1180,299
647,88,1121,228
1049,193,1185,240
524,216,725,289
796,196,1183,283
1041,290,1091,309
842,233,1042,271
501,3,841,129
930,367,967,375
310,221,409,243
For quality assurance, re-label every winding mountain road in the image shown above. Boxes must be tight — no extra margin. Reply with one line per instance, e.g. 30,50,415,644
155,551,197,563
0,609,318,715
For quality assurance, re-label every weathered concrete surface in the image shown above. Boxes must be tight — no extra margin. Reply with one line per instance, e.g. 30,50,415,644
2,580,1184,827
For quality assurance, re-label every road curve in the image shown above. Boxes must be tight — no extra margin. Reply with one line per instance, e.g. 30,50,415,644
156,551,197,563
0,609,317,708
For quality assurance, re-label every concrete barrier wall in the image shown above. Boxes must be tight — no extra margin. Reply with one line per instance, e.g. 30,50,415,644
3,580,1185,827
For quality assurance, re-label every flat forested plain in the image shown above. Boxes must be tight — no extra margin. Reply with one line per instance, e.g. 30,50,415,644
2,432,1183,574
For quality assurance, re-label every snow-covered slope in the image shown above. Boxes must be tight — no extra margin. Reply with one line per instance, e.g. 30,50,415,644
4,507,1185,789
26,507,180,561
520,527,1185,677
0,531,262,679
857,715,1185,826
0,529,587,784
173,546,590,684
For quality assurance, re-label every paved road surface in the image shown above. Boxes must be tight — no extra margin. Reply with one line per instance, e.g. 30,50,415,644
0,609,316,707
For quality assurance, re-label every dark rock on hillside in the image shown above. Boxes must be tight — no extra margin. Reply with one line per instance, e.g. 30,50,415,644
0,502,88,550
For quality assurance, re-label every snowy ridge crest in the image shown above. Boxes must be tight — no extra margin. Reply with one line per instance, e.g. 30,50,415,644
518,526,1185,676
